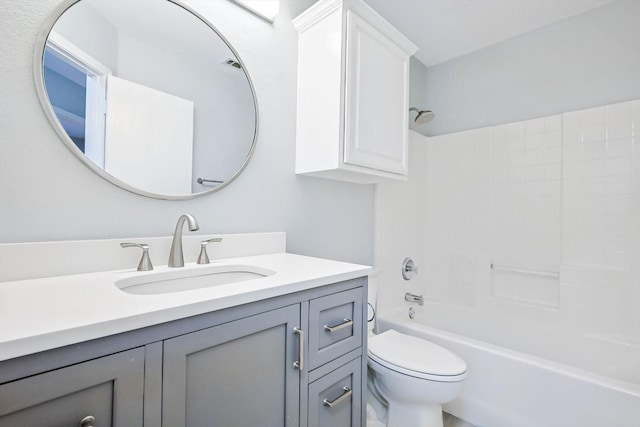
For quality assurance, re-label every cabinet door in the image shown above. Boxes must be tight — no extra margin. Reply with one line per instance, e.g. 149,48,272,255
308,357,362,427
343,10,410,176
163,304,301,427
0,347,144,427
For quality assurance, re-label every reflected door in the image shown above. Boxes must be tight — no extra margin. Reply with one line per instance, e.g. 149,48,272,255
105,75,194,195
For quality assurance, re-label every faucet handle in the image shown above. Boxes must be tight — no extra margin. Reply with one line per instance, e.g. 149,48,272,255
120,243,153,271
197,238,223,265
402,257,418,280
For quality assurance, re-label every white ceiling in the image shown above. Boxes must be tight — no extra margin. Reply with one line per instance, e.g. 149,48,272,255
365,0,615,67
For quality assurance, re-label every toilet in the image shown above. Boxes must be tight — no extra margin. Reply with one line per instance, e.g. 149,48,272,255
367,329,468,427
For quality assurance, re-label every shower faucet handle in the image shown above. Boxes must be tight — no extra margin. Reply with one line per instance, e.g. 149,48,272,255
197,237,223,264
120,242,153,271
402,257,418,280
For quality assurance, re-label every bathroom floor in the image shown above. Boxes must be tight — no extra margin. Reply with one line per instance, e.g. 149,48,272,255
443,412,478,427
366,406,478,427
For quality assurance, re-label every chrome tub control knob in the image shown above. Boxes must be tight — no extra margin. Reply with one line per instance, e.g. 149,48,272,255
402,257,418,280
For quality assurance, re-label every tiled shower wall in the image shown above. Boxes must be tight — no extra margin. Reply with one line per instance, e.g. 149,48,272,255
561,102,640,348
413,99,640,379
490,115,562,306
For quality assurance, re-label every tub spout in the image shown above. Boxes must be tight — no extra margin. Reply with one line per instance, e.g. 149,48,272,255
168,214,199,267
404,292,424,306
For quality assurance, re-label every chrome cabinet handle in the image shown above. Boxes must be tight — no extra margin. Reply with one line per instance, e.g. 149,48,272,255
120,242,153,271
293,327,304,371
323,386,352,408
79,415,95,427
324,318,353,332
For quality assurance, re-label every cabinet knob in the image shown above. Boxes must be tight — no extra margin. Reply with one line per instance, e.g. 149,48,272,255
79,415,95,427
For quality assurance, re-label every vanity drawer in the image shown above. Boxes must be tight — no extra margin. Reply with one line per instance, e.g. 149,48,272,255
308,287,363,369
308,357,362,427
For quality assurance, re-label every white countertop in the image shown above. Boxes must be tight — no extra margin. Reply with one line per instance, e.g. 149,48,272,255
0,253,371,361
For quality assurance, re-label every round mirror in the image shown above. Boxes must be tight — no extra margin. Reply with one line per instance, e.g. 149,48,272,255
35,0,258,200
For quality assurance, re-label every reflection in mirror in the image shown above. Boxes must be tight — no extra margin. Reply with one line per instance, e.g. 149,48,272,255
38,0,258,199
231,0,280,22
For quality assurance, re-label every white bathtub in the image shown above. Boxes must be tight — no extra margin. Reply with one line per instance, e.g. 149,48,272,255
376,308,640,427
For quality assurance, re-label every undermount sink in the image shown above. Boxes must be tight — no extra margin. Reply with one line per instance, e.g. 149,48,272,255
116,264,275,295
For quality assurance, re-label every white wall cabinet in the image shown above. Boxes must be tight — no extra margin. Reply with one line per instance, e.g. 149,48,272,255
294,0,417,183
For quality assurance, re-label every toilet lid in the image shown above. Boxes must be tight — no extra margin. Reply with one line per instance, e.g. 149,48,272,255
368,329,467,379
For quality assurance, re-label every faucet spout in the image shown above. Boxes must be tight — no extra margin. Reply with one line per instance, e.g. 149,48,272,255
404,292,424,306
168,214,200,267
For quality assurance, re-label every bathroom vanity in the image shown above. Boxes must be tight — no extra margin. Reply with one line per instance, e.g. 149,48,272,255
0,244,370,427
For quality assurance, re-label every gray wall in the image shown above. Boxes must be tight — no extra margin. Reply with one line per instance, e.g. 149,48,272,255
0,0,374,266
420,0,640,136
408,57,428,134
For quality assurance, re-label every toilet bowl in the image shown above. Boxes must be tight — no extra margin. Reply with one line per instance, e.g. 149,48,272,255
367,329,467,427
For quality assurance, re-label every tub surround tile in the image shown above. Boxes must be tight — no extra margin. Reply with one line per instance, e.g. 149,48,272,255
382,98,640,380
562,100,637,273
376,98,640,427
488,115,562,306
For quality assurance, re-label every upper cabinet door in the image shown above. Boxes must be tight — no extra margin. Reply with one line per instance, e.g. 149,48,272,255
343,10,410,176
294,0,417,184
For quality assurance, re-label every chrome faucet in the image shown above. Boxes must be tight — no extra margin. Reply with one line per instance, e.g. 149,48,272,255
168,214,199,267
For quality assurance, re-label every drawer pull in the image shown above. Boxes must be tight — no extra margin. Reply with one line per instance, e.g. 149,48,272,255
323,386,352,408
324,318,353,332
293,327,304,371
79,416,95,427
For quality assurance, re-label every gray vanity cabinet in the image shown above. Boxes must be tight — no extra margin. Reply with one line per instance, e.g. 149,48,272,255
162,304,301,427
0,347,144,427
0,277,367,427
160,281,366,427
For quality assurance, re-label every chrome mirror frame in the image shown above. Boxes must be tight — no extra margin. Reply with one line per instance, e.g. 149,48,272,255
33,0,259,200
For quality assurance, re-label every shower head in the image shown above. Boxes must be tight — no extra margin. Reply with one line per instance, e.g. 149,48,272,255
409,107,435,124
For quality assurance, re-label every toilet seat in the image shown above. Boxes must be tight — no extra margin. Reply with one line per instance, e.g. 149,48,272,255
368,329,467,382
